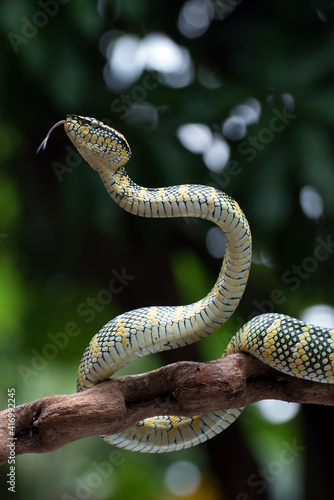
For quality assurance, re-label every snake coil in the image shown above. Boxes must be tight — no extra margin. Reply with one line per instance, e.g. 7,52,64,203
38,115,334,453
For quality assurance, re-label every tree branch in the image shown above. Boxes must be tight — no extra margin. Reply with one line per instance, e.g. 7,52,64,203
2,352,334,465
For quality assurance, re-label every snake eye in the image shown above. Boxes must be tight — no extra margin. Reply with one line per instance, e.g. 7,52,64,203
90,119,98,128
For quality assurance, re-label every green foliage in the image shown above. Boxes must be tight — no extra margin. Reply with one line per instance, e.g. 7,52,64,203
1,0,334,498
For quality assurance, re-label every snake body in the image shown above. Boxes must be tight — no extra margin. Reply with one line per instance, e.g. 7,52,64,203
227,313,334,382
40,114,334,453
62,114,250,452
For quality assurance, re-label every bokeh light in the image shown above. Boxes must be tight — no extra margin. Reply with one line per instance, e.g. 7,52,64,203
177,123,212,154
103,32,193,91
203,134,230,172
222,98,261,140
300,304,334,327
206,226,227,259
299,185,324,220
255,400,300,424
165,460,201,496
178,0,214,39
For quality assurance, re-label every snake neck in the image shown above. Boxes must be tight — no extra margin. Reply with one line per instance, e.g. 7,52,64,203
95,165,251,335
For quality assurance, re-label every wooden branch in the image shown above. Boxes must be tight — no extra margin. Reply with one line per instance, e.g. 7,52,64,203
2,352,334,465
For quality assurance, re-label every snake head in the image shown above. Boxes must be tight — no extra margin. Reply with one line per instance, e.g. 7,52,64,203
65,114,132,172
37,114,132,172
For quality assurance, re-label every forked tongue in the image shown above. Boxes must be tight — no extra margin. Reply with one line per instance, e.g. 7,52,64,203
36,119,68,154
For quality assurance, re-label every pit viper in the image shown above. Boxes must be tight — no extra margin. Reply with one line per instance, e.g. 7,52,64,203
38,115,334,453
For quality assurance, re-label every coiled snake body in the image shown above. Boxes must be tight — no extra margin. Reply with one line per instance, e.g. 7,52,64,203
39,115,334,453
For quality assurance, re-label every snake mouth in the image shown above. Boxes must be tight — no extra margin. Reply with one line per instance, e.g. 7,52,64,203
37,115,132,168
36,118,68,153
36,115,88,154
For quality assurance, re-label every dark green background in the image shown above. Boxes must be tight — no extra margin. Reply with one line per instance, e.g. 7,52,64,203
1,0,334,498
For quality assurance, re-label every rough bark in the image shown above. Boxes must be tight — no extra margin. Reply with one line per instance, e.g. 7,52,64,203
2,352,334,466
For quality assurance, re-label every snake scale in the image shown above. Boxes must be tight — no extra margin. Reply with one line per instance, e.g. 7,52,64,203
38,114,334,453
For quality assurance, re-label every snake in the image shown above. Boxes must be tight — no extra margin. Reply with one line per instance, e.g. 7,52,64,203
38,115,334,453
